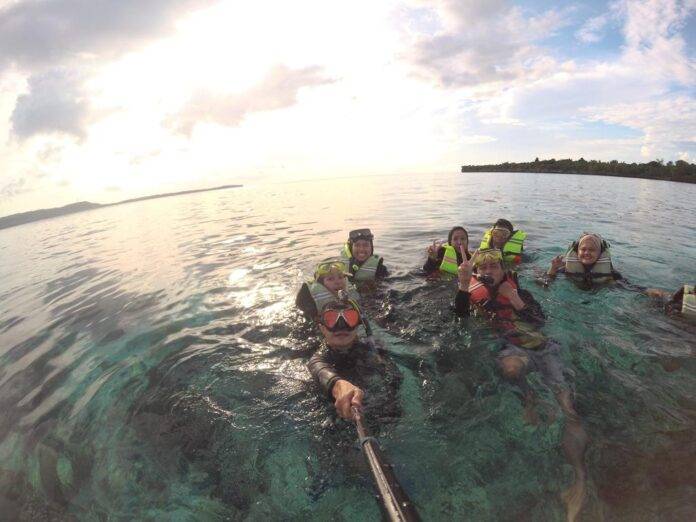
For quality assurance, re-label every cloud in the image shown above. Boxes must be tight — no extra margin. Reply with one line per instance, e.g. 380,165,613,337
168,64,335,135
11,68,89,140
0,0,217,73
460,135,497,144
582,96,696,158
405,0,572,87
0,177,29,198
575,13,611,43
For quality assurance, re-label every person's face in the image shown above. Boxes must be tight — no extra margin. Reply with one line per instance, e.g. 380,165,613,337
477,261,505,285
321,272,346,293
352,239,372,262
490,228,511,248
451,230,468,251
319,322,358,350
577,239,600,265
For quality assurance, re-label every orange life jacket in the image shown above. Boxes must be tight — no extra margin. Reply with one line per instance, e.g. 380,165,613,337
468,273,518,321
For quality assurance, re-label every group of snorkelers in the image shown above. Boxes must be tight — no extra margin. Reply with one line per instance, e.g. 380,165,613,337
295,219,694,521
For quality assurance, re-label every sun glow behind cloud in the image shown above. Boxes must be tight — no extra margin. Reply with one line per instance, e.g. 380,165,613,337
0,0,694,215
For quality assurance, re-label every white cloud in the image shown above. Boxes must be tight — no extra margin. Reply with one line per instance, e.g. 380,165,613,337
460,134,497,144
575,14,610,43
0,0,217,72
405,0,572,87
167,65,335,136
11,68,89,140
583,96,696,158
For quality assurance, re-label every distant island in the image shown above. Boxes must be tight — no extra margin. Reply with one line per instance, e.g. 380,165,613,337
0,184,242,231
461,158,696,184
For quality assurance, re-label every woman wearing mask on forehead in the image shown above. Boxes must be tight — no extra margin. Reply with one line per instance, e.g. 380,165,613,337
545,232,622,288
423,226,472,277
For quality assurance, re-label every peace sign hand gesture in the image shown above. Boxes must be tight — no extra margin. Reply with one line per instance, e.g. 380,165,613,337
457,246,474,291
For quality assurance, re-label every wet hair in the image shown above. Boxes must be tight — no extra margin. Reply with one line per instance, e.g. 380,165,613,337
347,228,374,256
447,226,468,244
493,219,514,233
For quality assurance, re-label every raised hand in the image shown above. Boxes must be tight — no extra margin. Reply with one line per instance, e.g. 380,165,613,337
457,246,474,291
427,239,441,260
549,254,565,273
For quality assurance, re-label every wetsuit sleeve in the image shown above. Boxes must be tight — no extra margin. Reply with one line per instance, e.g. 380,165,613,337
423,246,445,274
517,289,545,325
295,283,318,318
454,290,471,317
377,259,389,278
308,350,341,398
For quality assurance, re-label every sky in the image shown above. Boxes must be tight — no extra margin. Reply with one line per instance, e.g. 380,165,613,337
0,0,694,215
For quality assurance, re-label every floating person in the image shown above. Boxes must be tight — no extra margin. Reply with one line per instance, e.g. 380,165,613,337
479,218,526,265
296,259,359,319
341,228,388,281
307,299,420,520
545,232,622,288
422,226,472,276
454,247,588,522
645,284,696,321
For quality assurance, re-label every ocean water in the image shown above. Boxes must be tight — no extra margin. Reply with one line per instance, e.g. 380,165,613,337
0,171,694,521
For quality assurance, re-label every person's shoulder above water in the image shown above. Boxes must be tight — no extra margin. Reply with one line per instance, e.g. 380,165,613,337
423,226,471,275
296,258,358,318
646,283,696,320
544,232,620,288
479,218,526,266
341,228,387,281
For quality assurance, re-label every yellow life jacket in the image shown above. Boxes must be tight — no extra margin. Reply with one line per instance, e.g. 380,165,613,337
341,244,382,281
479,229,526,265
564,244,614,284
681,284,696,319
439,243,459,275
307,281,360,312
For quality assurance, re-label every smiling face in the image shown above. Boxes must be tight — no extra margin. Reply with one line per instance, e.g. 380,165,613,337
577,237,601,265
351,239,372,263
451,229,468,252
320,271,347,293
476,260,505,285
490,228,511,248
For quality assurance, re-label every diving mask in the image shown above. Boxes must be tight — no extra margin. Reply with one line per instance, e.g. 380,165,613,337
321,308,361,331
314,260,349,280
471,248,504,268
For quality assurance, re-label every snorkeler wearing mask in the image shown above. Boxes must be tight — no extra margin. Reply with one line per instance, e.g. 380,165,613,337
308,300,398,421
479,218,526,266
340,228,388,281
295,259,360,318
422,225,472,276
545,233,622,288
455,247,588,522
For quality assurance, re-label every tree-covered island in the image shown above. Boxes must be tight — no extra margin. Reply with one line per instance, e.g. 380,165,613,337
460,158,696,184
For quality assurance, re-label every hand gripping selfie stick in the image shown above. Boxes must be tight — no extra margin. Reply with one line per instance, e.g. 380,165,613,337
351,407,421,522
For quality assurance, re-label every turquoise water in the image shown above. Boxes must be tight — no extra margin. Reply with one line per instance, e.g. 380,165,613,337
0,172,694,520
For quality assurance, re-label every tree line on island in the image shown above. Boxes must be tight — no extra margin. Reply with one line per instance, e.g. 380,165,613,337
460,158,696,184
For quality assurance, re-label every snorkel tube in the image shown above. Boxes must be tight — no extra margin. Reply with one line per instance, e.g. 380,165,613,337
351,406,421,521
337,289,377,350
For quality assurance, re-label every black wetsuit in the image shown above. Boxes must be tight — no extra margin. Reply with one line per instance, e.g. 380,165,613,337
308,341,401,423
422,247,471,275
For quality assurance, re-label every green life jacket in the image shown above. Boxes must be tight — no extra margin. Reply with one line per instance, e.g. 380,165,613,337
479,229,526,264
439,243,459,275
564,244,615,284
307,281,360,312
682,284,696,319
341,244,382,281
